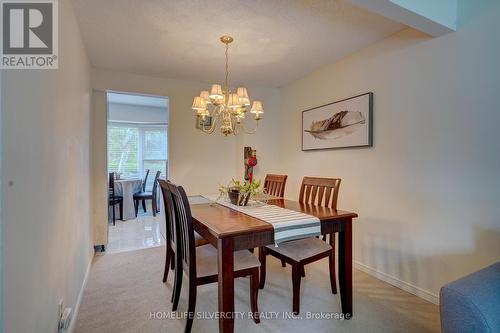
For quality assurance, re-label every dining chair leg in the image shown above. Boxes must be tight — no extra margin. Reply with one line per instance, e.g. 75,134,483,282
292,263,301,315
112,204,116,226
258,247,267,289
171,258,183,309
152,199,157,217
250,269,260,324
119,202,123,220
142,199,147,213
170,254,175,270
281,259,286,267
163,244,173,283
329,234,337,294
134,200,139,217
185,280,197,333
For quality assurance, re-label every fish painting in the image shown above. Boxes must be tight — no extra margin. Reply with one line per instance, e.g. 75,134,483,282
304,110,365,140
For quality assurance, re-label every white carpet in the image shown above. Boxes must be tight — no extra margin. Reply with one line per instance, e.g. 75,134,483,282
75,246,440,333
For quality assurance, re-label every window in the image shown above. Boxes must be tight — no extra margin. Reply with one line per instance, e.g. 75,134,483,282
142,127,168,189
108,123,167,187
108,125,139,177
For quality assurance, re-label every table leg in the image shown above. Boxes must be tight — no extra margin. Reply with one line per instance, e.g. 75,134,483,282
218,237,235,333
338,219,353,318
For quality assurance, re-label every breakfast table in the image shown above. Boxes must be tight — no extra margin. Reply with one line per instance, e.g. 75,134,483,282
189,197,357,333
114,178,142,220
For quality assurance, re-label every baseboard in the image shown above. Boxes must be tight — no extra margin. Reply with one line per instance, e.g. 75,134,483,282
67,252,93,333
354,261,439,305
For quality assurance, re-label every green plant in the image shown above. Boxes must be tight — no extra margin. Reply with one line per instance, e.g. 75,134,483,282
218,178,262,205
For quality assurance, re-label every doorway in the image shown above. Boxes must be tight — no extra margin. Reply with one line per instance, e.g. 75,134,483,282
105,91,169,253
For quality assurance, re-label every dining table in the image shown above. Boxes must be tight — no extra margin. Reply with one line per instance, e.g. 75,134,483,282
114,178,143,220
189,197,358,333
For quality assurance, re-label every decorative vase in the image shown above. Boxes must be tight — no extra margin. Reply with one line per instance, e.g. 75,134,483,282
228,189,250,206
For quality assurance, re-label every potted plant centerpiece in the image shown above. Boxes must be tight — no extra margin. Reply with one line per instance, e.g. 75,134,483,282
219,179,262,206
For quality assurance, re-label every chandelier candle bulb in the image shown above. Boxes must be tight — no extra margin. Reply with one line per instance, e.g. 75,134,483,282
227,93,241,109
250,100,263,114
209,84,224,101
200,90,211,104
192,96,207,110
192,35,263,135
237,87,250,106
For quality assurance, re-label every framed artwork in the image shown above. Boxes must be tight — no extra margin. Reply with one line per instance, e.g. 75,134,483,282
302,92,373,151
196,115,212,130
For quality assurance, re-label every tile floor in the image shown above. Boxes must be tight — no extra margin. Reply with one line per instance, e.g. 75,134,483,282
106,205,165,254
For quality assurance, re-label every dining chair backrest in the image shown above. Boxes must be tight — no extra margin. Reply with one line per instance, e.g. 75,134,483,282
142,169,150,191
264,174,288,197
158,180,176,249
298,176,341,209
108,172,114,189
108,172,116,198
152,170,161,197
167,182,196,278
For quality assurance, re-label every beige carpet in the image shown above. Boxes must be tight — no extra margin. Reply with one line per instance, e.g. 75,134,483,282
75,246,440,333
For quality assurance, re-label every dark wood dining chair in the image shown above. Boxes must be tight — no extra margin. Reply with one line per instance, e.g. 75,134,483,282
158,180,208,286
166,181,261,332
264,174,288,198
139,169,150,212
108,172,123,225
259,176,341,314
133,171,160,216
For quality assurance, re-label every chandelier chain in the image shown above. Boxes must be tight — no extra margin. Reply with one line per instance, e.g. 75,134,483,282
224,42,229,98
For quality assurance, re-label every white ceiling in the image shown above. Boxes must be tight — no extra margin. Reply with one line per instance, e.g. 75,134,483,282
73,0,405,87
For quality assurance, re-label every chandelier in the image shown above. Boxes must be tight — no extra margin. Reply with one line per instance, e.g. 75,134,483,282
191,35,264,136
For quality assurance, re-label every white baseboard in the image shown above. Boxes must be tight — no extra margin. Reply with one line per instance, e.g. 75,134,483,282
354,261,439,305
67,253,93,333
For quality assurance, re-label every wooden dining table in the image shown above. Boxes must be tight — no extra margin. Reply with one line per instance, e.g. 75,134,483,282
190,198,358,333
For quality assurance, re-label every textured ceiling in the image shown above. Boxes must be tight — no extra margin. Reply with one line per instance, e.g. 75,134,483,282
73,0,404,87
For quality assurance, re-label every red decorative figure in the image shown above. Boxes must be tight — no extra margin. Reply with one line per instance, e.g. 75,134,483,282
244,147,257,183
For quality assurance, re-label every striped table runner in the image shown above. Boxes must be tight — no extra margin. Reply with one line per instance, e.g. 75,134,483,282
203,195,321,246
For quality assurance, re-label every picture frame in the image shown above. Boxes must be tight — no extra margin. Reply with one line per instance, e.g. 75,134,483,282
196,115,212,130
302,92,373,151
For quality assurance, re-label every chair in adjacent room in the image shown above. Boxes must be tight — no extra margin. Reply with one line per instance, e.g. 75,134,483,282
133,170,160,216
167,181,261,332
138,169,150,213
108,172,123,225
264,174,288,198
259,176,341,314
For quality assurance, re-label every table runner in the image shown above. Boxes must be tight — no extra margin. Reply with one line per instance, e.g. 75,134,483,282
202,195,321,246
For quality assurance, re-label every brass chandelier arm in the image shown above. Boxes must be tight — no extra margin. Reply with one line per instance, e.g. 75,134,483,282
241,118,260,135
200,105,223,134
232,118,260,135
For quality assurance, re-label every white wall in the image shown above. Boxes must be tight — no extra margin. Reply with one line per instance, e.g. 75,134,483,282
0,55,3,333
278,0,500,301
2,0,93,331
91,91,109,247
108,102,168,124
